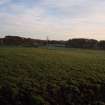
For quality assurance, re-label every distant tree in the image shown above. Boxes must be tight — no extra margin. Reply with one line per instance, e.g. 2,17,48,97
67,38,98,49
98,40,105,49
84,39,98,49
4,36,23,46
0,38,4,45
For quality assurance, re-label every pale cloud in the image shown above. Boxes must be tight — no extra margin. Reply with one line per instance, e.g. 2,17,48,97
0,0,10,5
0,0,105,40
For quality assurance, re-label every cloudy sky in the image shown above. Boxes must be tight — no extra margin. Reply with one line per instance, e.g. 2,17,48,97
0,0,105,40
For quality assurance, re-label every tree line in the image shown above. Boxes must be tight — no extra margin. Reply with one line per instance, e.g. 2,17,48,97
0,36,105,49
66,38,105,50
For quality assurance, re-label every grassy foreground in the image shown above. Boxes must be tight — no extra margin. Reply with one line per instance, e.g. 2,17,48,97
0,47,105,105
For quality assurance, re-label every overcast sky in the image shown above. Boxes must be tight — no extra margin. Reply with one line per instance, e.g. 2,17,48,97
0,0,105,40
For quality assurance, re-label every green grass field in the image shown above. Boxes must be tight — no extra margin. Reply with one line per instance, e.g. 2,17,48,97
0,47,105,105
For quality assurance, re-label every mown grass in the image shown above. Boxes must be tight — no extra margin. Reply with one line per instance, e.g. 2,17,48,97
0,47,105,105
0,47,105,83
